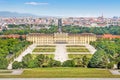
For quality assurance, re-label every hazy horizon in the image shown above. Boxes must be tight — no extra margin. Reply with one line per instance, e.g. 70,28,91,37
0,0,120,17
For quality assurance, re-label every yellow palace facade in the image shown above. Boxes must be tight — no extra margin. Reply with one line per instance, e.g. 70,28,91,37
26,33,97,44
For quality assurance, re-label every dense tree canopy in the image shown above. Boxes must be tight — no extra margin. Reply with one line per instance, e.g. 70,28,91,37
0,39,30,58
62,26,120,35
0,57,8,69
1,25,120,35
12,54,61,69
0,25,58,35
89,39,120,68
88,49,108,68
0,38,31,69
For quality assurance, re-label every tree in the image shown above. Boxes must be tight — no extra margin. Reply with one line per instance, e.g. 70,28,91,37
73,58,83,67
117,62,120,69
107,62,114,69
48,59,61,67
22,54,32,68
88,49,108,68
82,55,89,68
35,54,45,67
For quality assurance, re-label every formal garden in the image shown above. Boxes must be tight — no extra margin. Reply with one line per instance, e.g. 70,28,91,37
0,42,120,78
11,44,94,69
0,38,120,77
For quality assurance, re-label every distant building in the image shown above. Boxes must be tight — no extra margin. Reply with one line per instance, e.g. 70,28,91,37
0,34,26,39
102,34,120,39
58,19,62,32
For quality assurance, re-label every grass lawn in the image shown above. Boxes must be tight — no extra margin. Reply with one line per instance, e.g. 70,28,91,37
66,45,90,52
0,68,120,78
67,48,90,52
68,54,92,59
32,54,55,59
0,70,12,73
33,48,55,52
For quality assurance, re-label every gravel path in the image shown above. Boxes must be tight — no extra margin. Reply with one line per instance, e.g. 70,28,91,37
54,44,68,62
0,70,23,75
110,70,120,75
85,44,97,54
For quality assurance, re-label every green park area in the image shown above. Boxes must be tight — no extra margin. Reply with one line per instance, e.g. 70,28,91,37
0,68,120,78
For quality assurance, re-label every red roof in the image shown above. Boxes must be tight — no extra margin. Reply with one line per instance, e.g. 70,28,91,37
102,34,120,39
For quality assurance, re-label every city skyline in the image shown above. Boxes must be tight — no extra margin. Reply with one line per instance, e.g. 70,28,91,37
0,0,120,17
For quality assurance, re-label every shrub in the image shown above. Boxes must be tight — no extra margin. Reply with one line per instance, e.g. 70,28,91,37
12,61,23,69
107,62,114,69
62,60,75,67
48,60,61,67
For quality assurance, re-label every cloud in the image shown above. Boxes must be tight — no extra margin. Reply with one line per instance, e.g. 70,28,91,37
25,2,48,5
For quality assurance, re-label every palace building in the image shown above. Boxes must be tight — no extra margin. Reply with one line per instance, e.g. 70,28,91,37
26,33,97,44
26,19,97,44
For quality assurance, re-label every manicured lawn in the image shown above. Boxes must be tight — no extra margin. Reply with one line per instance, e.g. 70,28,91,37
0,70,12,73
67,48,89,52
0,68,120,78
68,54,92,59
33,48,55,52
32,54,55,59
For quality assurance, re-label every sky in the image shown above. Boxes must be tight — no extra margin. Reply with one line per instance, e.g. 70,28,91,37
0,0,120,17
